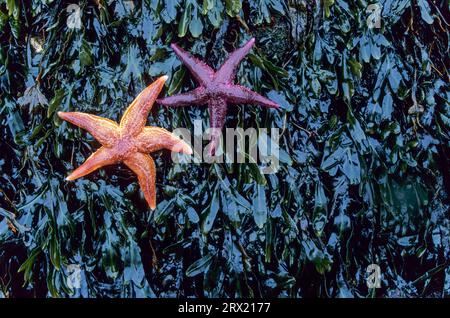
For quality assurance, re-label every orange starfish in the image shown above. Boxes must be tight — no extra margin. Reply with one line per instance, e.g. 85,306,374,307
58,76,192,209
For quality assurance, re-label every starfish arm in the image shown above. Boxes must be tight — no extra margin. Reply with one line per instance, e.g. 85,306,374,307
124,153,157,210
224,84,280,109
171,43,214,85
66,146,117,181
207,98,228,156
135,127,193,155
216,38,256,83
120,76,168,136
58,112,119,147
157,87,207,107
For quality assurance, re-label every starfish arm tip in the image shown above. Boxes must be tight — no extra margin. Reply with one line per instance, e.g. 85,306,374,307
66,170,84,181
159,75,169,83
142,189,157,210
170,43,183,54
261,101,280,109
183,145,193,155
156,99,170,107
208,142,217,157
171,140,193,155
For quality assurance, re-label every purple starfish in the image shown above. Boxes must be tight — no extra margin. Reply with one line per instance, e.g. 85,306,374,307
157,38,280,155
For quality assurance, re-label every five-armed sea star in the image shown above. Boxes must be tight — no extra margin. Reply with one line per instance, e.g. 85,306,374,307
157,38,280,155
58,76,192,209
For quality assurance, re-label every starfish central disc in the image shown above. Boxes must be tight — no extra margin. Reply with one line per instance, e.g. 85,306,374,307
59,76,192,209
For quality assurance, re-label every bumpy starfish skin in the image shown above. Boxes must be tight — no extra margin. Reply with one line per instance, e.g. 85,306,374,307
58,76,192,209
157,38,280,155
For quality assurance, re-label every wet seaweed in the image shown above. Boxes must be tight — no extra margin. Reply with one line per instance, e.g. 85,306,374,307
0,0,449,297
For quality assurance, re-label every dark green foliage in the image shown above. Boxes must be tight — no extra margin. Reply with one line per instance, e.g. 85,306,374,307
0,0,449,297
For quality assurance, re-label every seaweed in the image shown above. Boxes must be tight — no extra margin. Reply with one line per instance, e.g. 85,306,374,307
0,0,449,297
